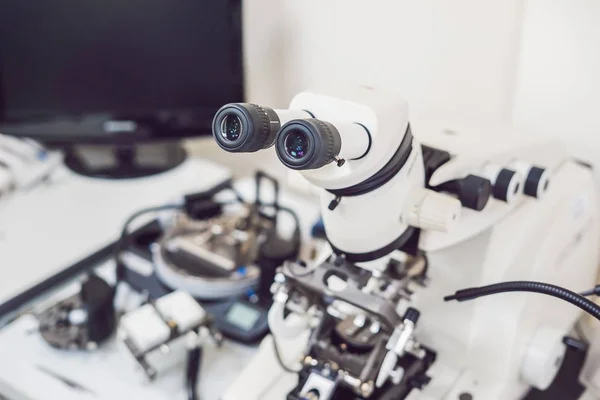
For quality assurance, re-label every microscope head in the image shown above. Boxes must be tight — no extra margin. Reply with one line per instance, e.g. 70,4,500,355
212,87,462,261
211,86,412,191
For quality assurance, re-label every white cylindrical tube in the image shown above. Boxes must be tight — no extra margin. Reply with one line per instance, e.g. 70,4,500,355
267,299,308,340
336,122,371,160
274,109,313,126
403,188,462,232
482,163,524,203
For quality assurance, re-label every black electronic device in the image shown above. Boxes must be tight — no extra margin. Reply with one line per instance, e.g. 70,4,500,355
0,0,243,178
37,274,116,350
114,172,302,344
204,299,269,343
117,221,281,344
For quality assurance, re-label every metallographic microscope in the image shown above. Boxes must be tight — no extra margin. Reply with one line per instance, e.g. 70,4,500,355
210,85,600,400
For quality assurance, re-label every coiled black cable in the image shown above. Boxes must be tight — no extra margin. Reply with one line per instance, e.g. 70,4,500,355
444,281,600,322
114,204,182,285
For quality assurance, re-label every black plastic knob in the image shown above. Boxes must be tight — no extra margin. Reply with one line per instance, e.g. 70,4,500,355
524,166,548,198
403,307,421,324
492,168,519,202
459,175,492,211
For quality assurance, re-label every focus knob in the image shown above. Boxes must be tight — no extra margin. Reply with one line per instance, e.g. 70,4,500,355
403,189,462,232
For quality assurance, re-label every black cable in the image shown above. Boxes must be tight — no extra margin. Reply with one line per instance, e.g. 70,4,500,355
227,186,246,204
444,281,600,322
275,205,302,248
112,182,243,283
114,204,182,286
186,346,202,400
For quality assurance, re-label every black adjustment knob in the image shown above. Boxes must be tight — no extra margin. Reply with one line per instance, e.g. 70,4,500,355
80,275,116,344
403,307,421,324
524,166,549,198
459,175,492,211
212,103,281,153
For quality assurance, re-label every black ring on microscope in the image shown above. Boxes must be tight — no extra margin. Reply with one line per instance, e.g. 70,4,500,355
493,168,516,201
524,166,546,197
328,226,417,263
349,123,372,161
326,125,413,198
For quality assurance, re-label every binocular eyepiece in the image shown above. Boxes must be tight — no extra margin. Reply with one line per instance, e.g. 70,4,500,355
212,103,370,171
212,103,281,153
276,119,342,170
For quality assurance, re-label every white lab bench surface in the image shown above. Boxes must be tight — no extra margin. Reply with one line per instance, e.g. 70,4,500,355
0,156,321,400
0,157,231,312
0,276,257,400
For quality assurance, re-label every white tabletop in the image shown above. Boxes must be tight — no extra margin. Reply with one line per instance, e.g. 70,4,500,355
0,158,231,308
0,284,257,400
0,169,322,400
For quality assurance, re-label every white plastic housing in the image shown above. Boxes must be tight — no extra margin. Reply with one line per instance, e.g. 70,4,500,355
221,119,600,400
322,146,424,255
288,86,411,190
155,291,206,333
273,109,313,126
284,86,424,255
402,188,462,232
336,122,370,160
120,304,171,353
521,326,566,391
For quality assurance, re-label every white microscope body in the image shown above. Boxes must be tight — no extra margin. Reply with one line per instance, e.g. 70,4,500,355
214,86,600,400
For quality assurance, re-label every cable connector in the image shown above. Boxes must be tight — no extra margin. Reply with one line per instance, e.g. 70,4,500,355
580,285,600,297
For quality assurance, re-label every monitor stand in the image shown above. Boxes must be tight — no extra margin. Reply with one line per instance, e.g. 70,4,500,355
63,142,187,179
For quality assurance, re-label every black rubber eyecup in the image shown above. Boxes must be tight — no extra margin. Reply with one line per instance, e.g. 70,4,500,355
276,122,317,169
212,105,253,152
212,103,276,153
276,119,341,171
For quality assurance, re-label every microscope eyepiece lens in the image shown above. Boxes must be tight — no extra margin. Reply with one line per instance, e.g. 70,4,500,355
276,119,342,170
220,114,243,142
212,103,281,153
284,130,310,160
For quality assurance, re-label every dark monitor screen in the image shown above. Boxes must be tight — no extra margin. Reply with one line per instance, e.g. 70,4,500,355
0,0,243,142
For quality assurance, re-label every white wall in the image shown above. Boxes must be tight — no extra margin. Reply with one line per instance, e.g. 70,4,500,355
193,0,527,177
512,0,600,166
193,1,600,176
280,0,525,123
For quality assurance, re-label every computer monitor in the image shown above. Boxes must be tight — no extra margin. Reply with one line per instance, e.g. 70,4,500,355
0,0,244,177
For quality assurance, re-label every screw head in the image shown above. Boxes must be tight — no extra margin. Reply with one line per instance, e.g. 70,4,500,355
361,381,374,397
86,341,98,351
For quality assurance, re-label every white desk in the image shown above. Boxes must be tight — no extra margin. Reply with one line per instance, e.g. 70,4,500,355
0,264,257,400
0,169,321,400
0,158,231,313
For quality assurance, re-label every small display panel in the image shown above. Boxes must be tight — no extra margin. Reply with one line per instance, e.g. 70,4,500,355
225,302,261,331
